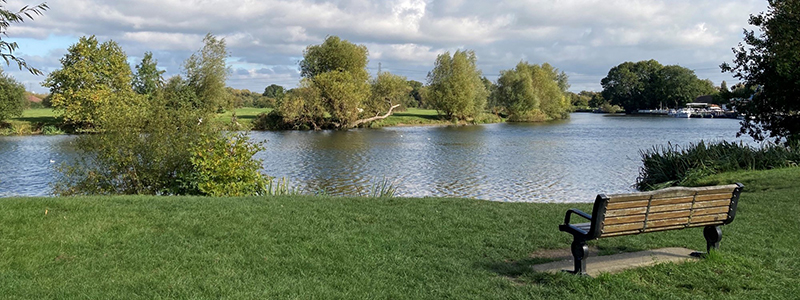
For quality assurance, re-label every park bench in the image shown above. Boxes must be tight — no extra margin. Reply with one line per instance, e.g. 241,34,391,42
558,183,744,275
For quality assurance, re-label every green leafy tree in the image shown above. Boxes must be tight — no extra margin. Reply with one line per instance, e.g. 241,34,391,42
722,0,800,143
366,72,410,115
313,70,371,127
404,80,424,108
495,61,570,122
0,1,48,75
426,50,488,120
600,60,663,113
299,36,369,82
263,84,285,99
652,65,716,108
277,36,404,129
0,69,25,122
602,60,716,112
133,51,165,97
184,33,232,114
43,36,139,127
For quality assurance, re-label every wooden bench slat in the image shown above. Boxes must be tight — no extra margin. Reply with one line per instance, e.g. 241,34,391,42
605,207,648,217
691,213,729,224
602,222,644,233
694,199,732,209
607,199,649,210
650,188,697,199
604,215,646,225
643,224,687,232
647,217,690,228
602,230,641,237
648,202,693,213
650,196,695,206
607,193,651,203
695,193,734,202
694,184,738,195
647,210,692,221
692,206,730,216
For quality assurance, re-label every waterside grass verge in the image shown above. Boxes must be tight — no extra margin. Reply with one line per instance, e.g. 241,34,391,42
1,167,799,298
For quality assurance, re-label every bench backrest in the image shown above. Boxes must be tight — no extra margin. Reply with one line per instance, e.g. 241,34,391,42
587,183,743,239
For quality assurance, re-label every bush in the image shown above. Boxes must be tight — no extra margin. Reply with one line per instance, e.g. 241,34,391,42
54,97,272,196
184,133,272,196
636,140,800,190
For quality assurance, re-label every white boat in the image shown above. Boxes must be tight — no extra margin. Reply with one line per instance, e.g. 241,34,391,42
674,108,693,118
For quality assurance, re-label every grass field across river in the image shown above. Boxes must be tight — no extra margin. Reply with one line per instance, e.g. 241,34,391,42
1,167,798,298
3,107,466,134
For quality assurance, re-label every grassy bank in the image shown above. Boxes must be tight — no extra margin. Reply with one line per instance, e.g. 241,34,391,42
1,108,62,135
3,107,482,134
1,168,798,298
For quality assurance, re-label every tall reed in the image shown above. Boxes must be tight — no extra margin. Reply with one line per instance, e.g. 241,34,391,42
636,140,800,190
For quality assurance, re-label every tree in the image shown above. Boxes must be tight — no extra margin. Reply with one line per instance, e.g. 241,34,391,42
299,36,369,82
263,84,285,99
600,60,662,113
407,80,423,108
43,36,139,127
652,65,716,108
363,72,409,118
494,61,570,121
133,52,165,97
602,60,716,112
426,50,488,120
0,69,25,122
184,33,232,114
0,1,48,75
722,0,800,143
276,36,404,129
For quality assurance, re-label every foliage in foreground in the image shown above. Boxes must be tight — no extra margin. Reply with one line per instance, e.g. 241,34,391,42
636,140,800,190
721,0,800,144
2,167,800,299
0,0,48,75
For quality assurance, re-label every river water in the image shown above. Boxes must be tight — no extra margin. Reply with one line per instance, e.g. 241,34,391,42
0,113,752,202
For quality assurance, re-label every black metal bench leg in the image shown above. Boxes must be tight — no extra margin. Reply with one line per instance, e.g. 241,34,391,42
691,225,722,258
566,239,589,275
703,225,722,253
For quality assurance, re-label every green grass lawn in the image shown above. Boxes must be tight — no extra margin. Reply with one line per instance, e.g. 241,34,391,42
2,108,61,135
216,107,272,125
1,167,798,298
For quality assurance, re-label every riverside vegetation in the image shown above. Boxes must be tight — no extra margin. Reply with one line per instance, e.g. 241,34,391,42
0,167,798,298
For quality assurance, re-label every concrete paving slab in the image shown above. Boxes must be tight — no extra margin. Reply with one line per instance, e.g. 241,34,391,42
532,247,699,277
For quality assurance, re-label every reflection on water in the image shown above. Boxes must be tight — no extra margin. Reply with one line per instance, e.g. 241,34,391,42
0,113,752,202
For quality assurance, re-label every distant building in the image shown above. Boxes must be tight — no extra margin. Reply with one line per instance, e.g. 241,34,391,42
26,94,42,103
694,95,713,104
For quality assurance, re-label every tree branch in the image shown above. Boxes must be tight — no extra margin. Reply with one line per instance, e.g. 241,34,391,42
351,104,401,128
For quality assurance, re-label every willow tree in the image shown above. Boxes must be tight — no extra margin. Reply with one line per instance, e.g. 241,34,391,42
426,50,488,120
183,33,232,114
276,36,404,129
495,62,570,121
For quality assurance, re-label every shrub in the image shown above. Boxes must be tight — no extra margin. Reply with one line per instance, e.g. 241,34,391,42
183,133,272,196
636,140,800,190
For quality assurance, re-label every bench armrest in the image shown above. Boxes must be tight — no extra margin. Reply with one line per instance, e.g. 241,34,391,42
563,208,592,225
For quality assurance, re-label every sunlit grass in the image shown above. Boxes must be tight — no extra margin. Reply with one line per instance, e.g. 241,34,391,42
1,167,798,298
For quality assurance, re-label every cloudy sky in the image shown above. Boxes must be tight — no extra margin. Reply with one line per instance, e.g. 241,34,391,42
5,0,767,94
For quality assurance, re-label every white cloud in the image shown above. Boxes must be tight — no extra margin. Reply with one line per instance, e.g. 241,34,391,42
3,0,769,93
